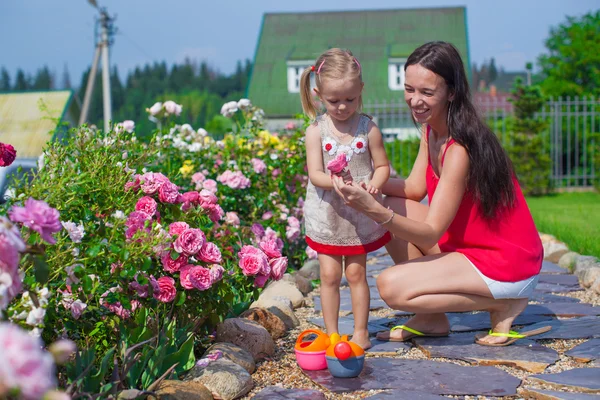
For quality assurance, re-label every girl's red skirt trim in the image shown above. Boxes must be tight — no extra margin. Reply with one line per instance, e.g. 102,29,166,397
306,231,391,256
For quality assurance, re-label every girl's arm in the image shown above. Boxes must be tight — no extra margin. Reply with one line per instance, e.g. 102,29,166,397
305,123,334,189
381,127,428,201
333,144,469,250
366,122,390,192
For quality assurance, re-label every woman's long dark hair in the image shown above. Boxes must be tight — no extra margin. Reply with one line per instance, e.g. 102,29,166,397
406,41,515,219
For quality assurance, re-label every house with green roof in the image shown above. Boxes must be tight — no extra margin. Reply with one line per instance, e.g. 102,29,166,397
247,7,470,121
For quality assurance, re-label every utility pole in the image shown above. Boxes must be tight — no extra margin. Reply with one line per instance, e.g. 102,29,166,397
79,1,116,132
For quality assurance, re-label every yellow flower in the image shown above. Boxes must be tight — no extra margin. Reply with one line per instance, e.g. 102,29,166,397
180,160,194,177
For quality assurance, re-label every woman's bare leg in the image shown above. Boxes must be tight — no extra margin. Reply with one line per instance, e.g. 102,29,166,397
345,253,371,349
377,252,529,344
318,253,343,335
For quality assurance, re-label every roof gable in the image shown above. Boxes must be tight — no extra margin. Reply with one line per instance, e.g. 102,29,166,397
248,7,470,117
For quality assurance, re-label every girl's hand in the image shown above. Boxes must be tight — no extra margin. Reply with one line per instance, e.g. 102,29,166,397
366,184,379,195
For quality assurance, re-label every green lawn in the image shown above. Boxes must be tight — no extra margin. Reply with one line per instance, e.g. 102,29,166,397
526,191,600,259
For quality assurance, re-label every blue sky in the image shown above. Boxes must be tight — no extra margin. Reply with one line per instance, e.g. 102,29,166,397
1,0,598,86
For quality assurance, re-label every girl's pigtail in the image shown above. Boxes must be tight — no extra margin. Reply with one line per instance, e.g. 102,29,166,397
300,66,317,120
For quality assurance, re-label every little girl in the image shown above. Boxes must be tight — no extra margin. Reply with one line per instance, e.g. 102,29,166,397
300,48,391,349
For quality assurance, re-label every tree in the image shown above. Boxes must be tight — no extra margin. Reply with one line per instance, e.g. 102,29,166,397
538,10,600,97
0,67,10,91
61,64,72,89
488,57,498,84
32,65,54,90
14,69,29,91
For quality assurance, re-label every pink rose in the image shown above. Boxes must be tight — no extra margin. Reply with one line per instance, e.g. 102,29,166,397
181,191,199,204
259,239,282,259
128,281,149,298
254,273,269,288
306,246,318,259
261,211,273,220
238,245,269,276
198,242,222,264
124,175,141,192
0,142,17,167
287,216,300,228
286,226,300,241
202,179,218,193
125,211,151,239
153,276,177,303
179,265,194,290
188,266,212,291
251,223,265,239
8,198,62,244
327,153,348,174
161,251,189,273
192,172,205,184
0,322,56,399
158,181,180,204
205,203,224,223
285,122,296,130
209,264,224,283
70,300,87,319
225,212,240,227
135,196,157,217
272,168,281,177
199,189,218,206
140,172,168,195
173,228,206,255
168,221,189,236
269,257,288,281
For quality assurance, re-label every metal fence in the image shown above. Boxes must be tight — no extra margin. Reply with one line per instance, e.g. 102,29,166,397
364,96,600,188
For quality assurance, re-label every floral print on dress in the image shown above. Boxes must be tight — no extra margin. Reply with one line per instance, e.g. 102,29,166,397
322,138,337,156
337,145,353,162
351,137,367,154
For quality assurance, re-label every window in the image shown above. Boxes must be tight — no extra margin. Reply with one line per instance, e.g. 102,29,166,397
388,59,406,91
286,61,314,93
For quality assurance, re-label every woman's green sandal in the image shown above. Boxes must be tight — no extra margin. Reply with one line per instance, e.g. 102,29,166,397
475,326,552,347
375,324,449,342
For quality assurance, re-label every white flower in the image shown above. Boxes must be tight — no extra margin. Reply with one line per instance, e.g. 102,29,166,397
71,248,79,257
163,100,182,116
270,153,278,160
322,138,337,155
216,140,225,149
351,137,367,154
37,152,46,170
112,210,125,220
148,102,163,116
237,98,252,110
220,101,239,118
122,120,135,133
26,307,46,327
197,128,208,137
122,151,128,160
188,142,202,152
337,145,353,161
180,124,194,134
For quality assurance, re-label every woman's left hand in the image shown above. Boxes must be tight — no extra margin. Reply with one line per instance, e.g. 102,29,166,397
331,175,379,212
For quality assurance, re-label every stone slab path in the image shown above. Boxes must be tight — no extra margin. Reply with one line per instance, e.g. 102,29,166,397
301,249,600,399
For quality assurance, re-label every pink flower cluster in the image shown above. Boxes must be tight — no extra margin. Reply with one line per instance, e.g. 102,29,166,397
285,216,301,241
0,322,57,399
0,217,24,310
217,170,251,189
9,198,62,244
238,243,287,288
100,287,141,319
0,142,16,167
250,158,267,174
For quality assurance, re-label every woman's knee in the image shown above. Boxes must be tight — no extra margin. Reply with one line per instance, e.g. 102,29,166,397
376,268,411,305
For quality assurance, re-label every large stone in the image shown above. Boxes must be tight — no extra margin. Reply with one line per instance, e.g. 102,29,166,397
544,241,569,263
446,312,552,333
202,342,256,374
520,388,600,399
215,318,275,361
414,332,559,373
365,390,449,399
538,274,580,286
259,281,305,309
525,316,600,340
184,358,253,400
574,256,600,275
580,267,600,288
565,338,600,363
521,303,600,318
252,386,326,399
150,380,213,400
539,233,557,243
558,252,580,270
594,277,600,295
297,259,320,280
541,261,569,275
250,297,299,330
282,272,312,295
528,368,600,393
303,358,520,396
529,292,580,303
239,307,286,339
366,339,411,355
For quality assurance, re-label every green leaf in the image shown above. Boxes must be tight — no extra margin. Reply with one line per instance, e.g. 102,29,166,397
162,334,196,374
33,255,50,284
87,244,102,257
86,347,115,392
175,291,186,306
82,275,93,293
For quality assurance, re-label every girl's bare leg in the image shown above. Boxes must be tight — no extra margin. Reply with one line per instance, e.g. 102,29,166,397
318,253,343,335
345,253,371,349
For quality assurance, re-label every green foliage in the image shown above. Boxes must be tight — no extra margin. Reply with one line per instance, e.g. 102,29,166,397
385,137,420,178
538,10,600,98
505,78,552,195
527,192,600,258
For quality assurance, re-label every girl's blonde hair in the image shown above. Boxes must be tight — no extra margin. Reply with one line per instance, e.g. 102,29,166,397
299,48,363,120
